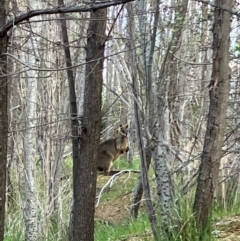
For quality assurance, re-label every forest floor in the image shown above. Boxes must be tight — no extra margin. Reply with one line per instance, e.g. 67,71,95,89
214,216,240,240
95,174,240,241
95,173,153,241
95,174,134,224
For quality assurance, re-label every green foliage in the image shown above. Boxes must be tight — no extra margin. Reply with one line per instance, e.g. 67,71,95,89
64,156,73,172
234,43,240,52
192,104,200,115
113,158,140,170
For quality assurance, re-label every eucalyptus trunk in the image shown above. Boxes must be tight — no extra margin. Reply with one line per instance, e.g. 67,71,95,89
193,0,232,236
72,6,107,241
152,0,188,228
24,28,39,241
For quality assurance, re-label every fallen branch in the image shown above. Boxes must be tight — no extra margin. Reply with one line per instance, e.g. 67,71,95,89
95,169,140,207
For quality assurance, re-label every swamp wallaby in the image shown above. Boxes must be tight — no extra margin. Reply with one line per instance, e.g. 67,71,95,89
98,124,129,175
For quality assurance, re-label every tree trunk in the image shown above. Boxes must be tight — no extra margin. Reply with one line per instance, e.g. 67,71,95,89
0,0,8,240
57,0,79,239
24,65,38,241
72,6,107,241
23,21,40,241
152,96,174,229
133,91,159,240
193,0,232,236
150,0,188,230
23,1,46,239
130,2,159,236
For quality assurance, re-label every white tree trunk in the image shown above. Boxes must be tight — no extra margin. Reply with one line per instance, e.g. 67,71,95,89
23,1,42,240
152,107,173,225
24,46,38,240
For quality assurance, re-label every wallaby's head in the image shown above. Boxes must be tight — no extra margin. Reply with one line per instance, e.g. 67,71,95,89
118,124,128,136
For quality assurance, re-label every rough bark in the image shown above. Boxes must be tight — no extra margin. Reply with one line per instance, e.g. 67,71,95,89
193,0,232,235
0,0,7,240
72,6,107,241
151,0,188,229
152,97,173,228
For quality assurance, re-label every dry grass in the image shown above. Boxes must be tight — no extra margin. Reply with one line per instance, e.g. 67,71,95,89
214,215,240,240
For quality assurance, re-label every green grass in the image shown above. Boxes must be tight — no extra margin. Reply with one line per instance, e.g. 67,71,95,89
213,191,240,220
98,177,136,202
5,156,240,241
95,213,152,241
98,158,155,203
95,194,215,241
96,160,211,241
113,158,141,170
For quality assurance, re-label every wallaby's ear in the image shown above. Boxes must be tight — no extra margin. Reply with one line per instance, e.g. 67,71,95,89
119,124,123,127
126,124,128,128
